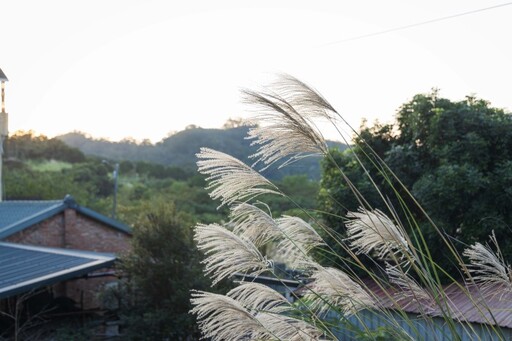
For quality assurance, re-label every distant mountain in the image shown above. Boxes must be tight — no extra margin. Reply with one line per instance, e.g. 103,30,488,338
57,127,347,180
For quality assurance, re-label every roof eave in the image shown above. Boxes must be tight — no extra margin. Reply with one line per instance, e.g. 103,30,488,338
75,205,132,235
0,257,116,299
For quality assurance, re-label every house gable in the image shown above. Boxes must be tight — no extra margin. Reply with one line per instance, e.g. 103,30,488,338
5,209,131,254
0,196,132,309
0,200,64,239
0,195,131,241
0,195,131,254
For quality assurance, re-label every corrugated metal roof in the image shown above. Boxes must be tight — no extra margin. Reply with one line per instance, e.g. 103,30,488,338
296,277,512,329
0,68,7,82
362,279,512,329
0,200,64,238
0,242,116,298
0,195,131,239
442,283,512,329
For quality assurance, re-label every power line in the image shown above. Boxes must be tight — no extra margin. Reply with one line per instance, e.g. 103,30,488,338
322,2,512,46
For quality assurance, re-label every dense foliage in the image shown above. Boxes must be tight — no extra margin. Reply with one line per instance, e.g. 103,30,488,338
118,202,208,340
1,130,321,337
319,91,512,274
2,131,109,209
6,130,86,163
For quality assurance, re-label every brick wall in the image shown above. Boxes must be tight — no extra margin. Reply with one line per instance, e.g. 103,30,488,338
5,214,65,247
5,209,131,309
63,209,131,254
5,209,131,254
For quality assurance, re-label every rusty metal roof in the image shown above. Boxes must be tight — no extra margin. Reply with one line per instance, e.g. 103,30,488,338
442,283,512,329
296,277,512,329
363,279,512,329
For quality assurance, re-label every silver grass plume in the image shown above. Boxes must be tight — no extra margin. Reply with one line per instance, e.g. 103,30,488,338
227,283,325,340
463,231,512,293
346,208,411,264
303,266,376,316
228,282,292,314
255,312,325,341
269,74,338,120
386,263,436,313
190,291,268,340
275,216,325,269
230,202,280,247
242,74,336,170
191,290,325,340
196,148,282,207
194,223,270,285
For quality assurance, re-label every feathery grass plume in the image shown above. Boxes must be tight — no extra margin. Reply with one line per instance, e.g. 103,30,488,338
228,282,292,314
241,74,336,170
463,231,512,293
274,216,325,269
244,94,327,170
255,312,325,341
270,73,338,120
303,266,376,316
191,290,325,340
345,208,411,264
194,223,270,285
196,147,282,207
192,74,506,340
230,202,280,247
386,263,436,314
190,291,268,340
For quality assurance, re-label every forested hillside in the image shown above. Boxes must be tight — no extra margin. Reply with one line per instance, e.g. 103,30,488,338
6,91,512,338
3,130,321,223
2,130,322,338
57,126,347,180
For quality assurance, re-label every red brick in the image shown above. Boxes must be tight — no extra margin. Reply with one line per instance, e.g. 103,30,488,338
5,209,131,309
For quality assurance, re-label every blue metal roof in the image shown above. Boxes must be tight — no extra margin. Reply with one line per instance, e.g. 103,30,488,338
0,68,7,82
0,200,65,239
0,242,116,298
0,195,131,239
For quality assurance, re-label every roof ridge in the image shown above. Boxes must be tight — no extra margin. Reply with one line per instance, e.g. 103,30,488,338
0,201,67,239
0,199,63,204
0,196,131,238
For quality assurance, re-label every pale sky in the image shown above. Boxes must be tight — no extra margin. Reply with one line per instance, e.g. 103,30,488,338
1,0,511,142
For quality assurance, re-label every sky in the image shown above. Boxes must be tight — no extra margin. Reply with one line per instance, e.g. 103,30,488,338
1,0,511,143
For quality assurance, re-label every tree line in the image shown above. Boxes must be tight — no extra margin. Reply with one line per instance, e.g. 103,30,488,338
57,126,347,180
1,131,320,338
4,90,512,338
318,91,512,277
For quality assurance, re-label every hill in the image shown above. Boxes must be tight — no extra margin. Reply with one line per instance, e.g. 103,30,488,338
58,127,347,180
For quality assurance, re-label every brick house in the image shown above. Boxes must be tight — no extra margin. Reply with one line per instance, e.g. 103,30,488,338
0,195,131,309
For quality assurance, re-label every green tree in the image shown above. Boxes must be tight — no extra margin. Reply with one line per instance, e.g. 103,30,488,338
6,130,85,162
319,92,512,274
119,202,210,340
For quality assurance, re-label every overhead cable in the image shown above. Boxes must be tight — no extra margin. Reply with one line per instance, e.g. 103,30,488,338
322,2,512,46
